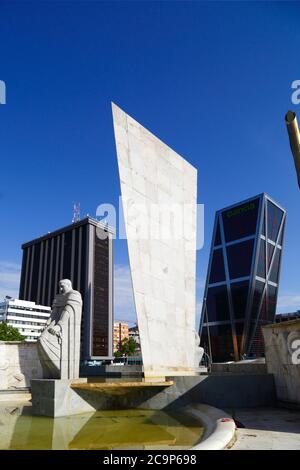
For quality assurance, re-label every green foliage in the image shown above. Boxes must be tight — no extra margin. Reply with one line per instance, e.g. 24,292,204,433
114,336,138,357
0,323,25,341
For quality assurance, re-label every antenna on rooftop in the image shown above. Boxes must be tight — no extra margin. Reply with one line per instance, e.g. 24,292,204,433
72,203,81,223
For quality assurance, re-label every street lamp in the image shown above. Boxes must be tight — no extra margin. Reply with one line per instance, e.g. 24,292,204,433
285,110,300,188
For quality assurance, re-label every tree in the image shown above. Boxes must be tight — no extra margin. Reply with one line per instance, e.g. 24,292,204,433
0,323,25,341
114,337,137,357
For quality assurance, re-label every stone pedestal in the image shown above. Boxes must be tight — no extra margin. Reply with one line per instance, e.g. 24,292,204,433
32,373,275,418
31,379,96,417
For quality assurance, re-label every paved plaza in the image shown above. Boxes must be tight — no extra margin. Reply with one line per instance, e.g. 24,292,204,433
229,407,300,450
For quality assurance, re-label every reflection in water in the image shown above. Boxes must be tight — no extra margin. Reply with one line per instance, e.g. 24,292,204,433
0,403,204,450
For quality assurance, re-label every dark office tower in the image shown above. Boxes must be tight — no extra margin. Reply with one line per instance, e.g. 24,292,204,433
19,218,114,361
199,194,286,362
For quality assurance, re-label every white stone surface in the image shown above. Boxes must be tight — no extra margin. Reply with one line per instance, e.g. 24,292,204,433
263,320,300,405
0,342,42,389
187,404,236,450
112,103,198,378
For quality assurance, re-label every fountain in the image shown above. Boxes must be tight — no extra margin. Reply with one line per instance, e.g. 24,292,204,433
31,104,204,419
0,104,238,450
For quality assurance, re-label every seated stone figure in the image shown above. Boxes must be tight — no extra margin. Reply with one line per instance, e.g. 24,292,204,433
37,279,82,380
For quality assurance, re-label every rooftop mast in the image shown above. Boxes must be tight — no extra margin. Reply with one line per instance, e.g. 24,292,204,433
72,202,81,223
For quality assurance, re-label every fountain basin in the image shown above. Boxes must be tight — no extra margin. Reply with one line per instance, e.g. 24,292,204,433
0,400,236,450
70,380,174,396
0,403,204,450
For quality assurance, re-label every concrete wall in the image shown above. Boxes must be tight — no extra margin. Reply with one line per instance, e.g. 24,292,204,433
0,341,42,389
211,360,267,375
31,373,276,417
138,374,276,410
263,320,300,406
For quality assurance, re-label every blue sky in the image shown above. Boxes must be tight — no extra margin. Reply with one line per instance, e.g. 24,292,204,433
1,1,300,326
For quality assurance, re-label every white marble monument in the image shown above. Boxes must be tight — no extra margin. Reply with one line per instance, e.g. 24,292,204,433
112,103,201,378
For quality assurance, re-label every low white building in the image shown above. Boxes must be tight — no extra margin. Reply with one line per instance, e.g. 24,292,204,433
0,298,51,341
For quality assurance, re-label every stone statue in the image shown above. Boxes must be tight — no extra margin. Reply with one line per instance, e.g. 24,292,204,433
37,279,82,380
194,330,204,368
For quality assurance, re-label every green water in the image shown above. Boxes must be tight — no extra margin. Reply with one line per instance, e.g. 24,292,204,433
0,403,204,450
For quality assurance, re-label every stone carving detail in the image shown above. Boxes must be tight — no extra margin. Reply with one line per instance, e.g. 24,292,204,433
37,279,82,380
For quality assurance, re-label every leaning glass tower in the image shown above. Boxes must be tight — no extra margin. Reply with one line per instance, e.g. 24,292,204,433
199,194,286,362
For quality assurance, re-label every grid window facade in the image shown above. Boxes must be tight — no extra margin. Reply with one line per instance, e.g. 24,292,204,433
19,217,114,361
200,194,286,362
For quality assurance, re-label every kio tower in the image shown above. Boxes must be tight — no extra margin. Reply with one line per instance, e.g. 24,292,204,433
199,194,286,362
19,217,114,362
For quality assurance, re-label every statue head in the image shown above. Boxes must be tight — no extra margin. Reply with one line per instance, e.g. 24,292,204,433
59,279,72,294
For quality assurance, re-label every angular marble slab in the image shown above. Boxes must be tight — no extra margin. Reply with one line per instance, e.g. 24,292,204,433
112,103,198,378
